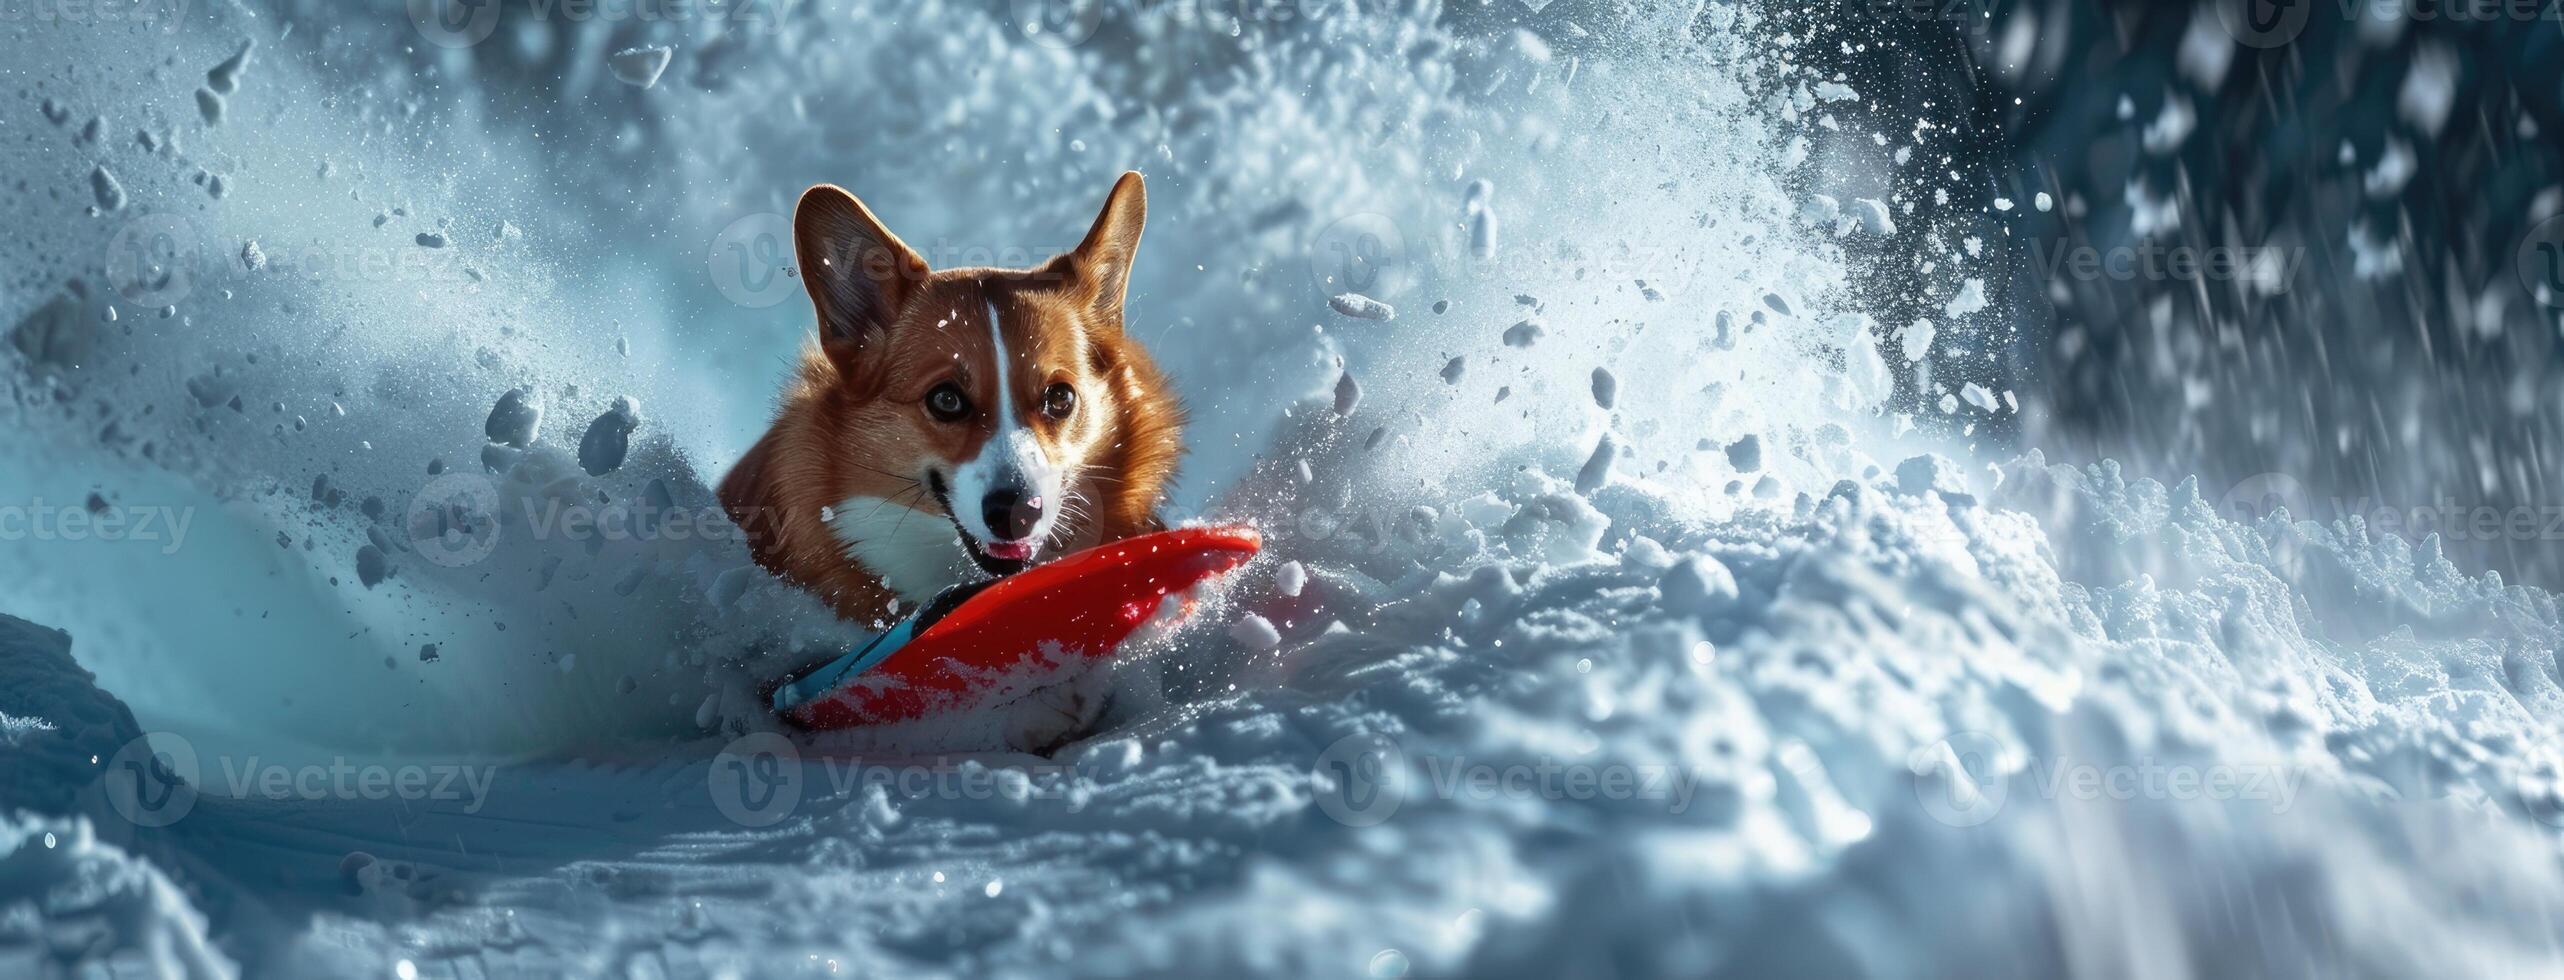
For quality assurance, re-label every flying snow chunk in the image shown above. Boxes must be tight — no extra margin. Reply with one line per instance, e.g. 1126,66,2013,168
1503,318,1545,348
580,397,643,476
611,46,675,89
89,166,124,210
485,388,542,448
1464,179,1497,259
2126,179,2180,237
206,39,254,95
1994,9,2038,80
2363,140,2416,199
1726,434,1761,472
356,544,390,588
1333,372,1362,416
1960,382,2000,413
1846,331,1892,406
1902,319,1936,362
2349,220,2402,280
1801,194,1840,227
1275,561,1307,597
1329,293,1394,321
1574,434,1615,495
1942,279,1987,318
1441,356,1466,384
1590,368,1617,410
1845,197,1897,237
2141,97,2195,155
2175,7,2233,89
1228,614,1282,650
2399,45,2459,137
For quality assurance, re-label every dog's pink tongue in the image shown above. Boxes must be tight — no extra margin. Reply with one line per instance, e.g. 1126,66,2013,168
985,540,1036,560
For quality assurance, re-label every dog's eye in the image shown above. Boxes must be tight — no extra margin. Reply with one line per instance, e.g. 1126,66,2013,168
925,384,971,422
1042,382,1077,419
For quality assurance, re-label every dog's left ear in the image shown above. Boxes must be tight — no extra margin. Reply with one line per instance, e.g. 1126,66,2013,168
1049,171,1146,325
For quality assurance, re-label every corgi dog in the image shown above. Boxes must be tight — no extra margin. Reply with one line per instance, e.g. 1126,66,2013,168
720,172,1185,624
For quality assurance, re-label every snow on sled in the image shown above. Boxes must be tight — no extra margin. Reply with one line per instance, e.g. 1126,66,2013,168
770,525,1261,730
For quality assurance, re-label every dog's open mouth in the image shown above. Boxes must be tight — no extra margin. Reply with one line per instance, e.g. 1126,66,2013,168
957,531,1033,577
929,472,1037,578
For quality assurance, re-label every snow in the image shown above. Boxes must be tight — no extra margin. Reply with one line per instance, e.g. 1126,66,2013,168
1274,561,1307,598
1329,293,1396,321
0,815,236,978
2,3,2561,978
608,45,674,90
1901,318,1936,362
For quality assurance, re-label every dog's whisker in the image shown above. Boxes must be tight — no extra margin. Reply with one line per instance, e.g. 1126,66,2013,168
842,461,921,485
853,485,925,522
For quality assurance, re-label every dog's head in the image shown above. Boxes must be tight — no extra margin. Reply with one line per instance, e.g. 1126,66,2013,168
790,172,1160,579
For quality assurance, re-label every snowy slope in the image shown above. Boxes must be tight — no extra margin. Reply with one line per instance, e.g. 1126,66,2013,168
4,1,2564,977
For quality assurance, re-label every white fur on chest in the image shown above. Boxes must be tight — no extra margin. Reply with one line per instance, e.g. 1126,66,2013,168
826,494,978,604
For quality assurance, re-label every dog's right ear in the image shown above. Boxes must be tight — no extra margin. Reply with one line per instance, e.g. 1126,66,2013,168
795,185,926,383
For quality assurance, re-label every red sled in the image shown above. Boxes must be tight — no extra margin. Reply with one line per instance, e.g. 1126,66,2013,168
772,525,1261,729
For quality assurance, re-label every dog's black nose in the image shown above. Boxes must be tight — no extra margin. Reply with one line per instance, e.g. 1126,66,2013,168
981,489,1044,541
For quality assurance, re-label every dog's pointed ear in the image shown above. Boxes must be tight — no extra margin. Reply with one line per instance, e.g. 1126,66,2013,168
796,184,925,379
1050,171,1146,325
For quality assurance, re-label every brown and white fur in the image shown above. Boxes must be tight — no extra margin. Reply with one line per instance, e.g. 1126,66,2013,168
720,172,1184,624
